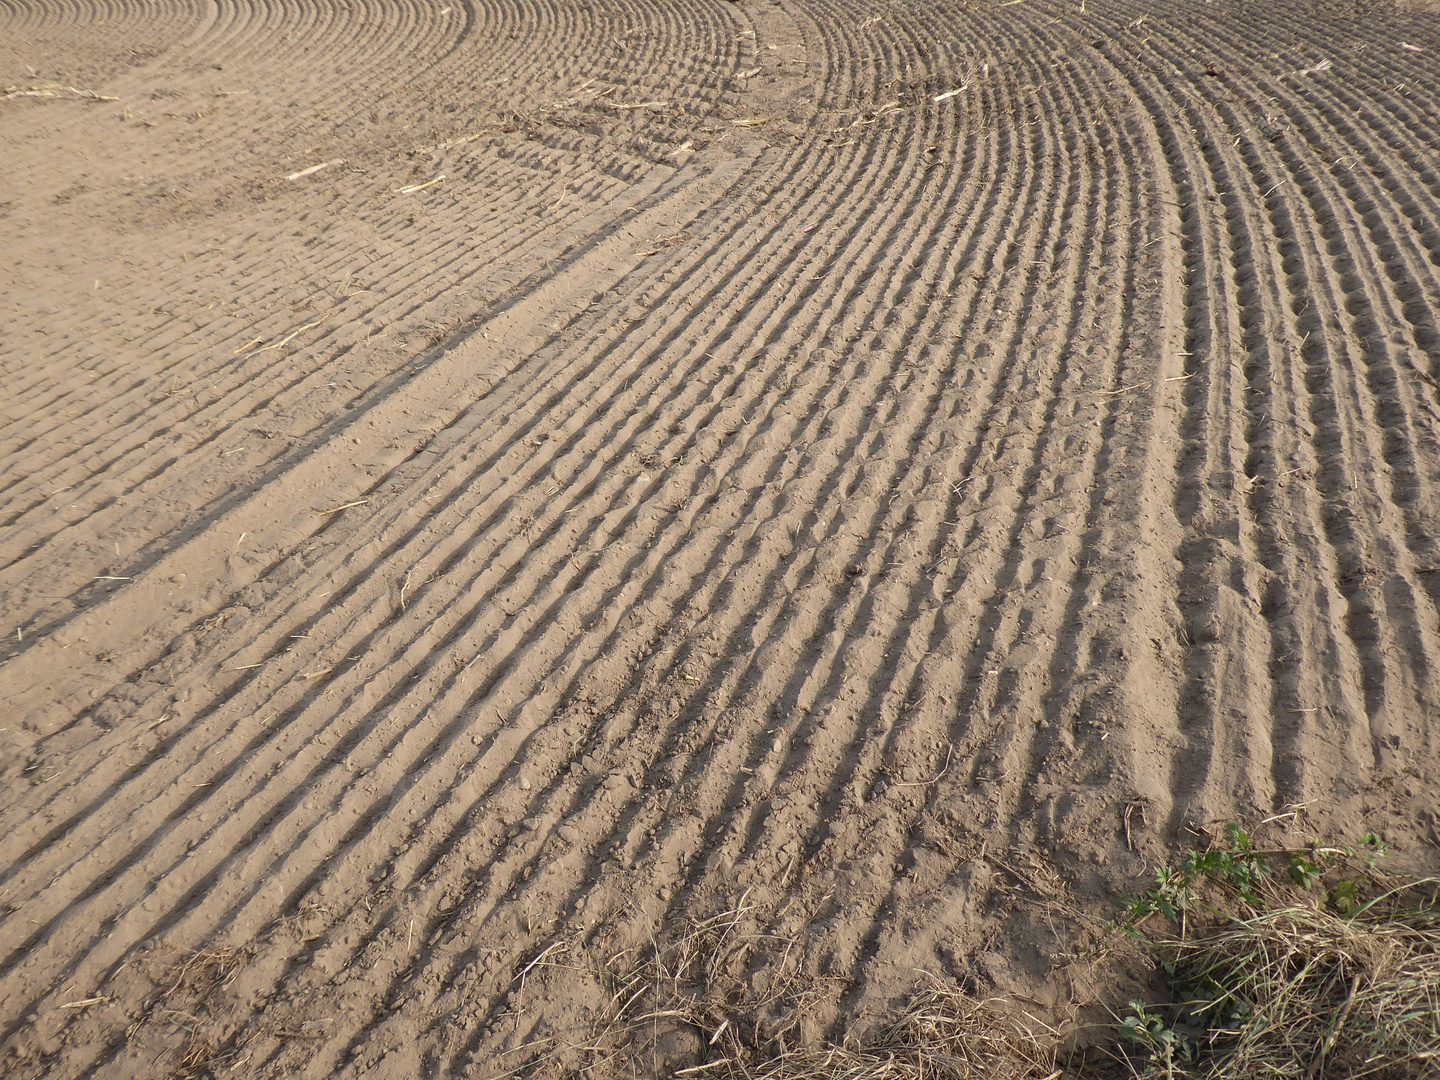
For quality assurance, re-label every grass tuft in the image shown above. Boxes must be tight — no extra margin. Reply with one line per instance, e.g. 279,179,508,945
1116,877,1440,1079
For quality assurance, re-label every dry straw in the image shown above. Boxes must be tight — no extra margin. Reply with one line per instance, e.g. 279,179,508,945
495,893,1062,1080
1127,879,1440,1080
492,840,1437,1079
733,986,1063,1080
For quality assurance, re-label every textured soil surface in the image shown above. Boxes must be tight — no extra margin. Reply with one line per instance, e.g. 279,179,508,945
2,0,1439,1076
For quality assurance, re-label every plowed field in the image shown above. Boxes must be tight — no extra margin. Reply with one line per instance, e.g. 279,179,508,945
2,0,1438,1075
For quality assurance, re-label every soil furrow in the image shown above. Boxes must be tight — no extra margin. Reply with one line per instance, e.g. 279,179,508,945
3,0,1438,1076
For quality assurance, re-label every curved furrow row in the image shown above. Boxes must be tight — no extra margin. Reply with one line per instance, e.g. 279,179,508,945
1153,49,1334,818
1174,2,1440,413
0,140,763,943
0,21,750,645
19,0,1059,1059
2,64,731,432
0,0,766,1031
4,0,1440,1076
0,0,470,194
801,5,1153,1019
0,0,203,46
449,0,744,120
0,13,714,445
1196,9,1440,761
421,66,1027,1078
0,0,734,404
1226,93,1440,759
0,169,647,607
307,9,1120,1064
170,0,469,115
0,99,840,1080
0,4,990,1071
0,180,766,754
1070,9,1340,827
0,169,743,1059
886,3,1148,823
0,163,603,484
0,86,815,916
5,158,869,1059
0,153,607,446
1093,0,1440,813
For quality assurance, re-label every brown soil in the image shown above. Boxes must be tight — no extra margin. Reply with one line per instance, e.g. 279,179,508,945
2,0,1438,1076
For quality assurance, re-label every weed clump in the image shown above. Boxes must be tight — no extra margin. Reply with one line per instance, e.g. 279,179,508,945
1112,826,1440,1079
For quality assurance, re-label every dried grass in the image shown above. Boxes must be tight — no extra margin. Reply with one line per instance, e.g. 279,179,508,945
1123,879,1440,1080
496,895,1061,1080
491,852,1437,1080
1,83,118,102
732,985,1062,1080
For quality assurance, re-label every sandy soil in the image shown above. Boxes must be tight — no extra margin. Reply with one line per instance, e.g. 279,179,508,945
1,0,1438,1075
